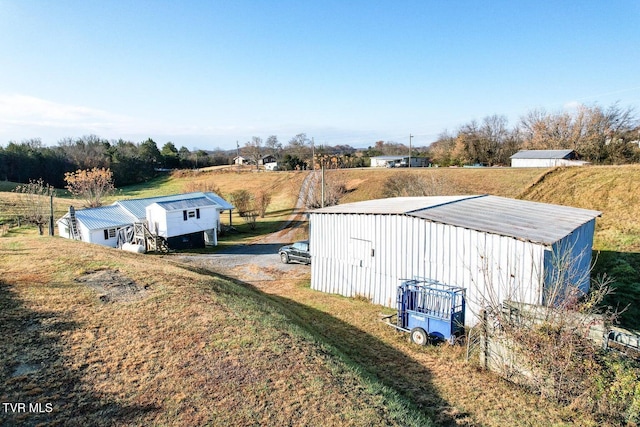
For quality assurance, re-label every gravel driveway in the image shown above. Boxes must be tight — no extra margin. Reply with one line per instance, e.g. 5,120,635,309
171,172,314,284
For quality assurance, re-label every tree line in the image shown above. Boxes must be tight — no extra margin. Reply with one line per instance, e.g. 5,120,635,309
428,103,640,166
0,136,229,187
2,102,639,188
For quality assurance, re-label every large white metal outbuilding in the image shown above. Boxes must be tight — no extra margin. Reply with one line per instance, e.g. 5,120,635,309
309,195,601,325
510,149,589,167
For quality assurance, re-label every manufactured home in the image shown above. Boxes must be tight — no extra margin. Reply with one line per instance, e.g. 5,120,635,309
57,192,233,250
309,195,601,325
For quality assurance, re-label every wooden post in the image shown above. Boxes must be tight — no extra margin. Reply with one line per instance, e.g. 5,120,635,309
49,194,54,236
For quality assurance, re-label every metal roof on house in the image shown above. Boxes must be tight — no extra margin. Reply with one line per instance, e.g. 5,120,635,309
66,205,138,230
510,149,576,159
115,192,233,219
202,192,234,211
57,192,234,230
153,197,218,211
310,195,601,245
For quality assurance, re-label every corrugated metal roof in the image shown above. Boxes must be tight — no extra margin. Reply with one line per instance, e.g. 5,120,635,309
154,197,218,210
72,205,138,230
311,195,601,245
510,149,575,159
115,192,233,219
202,192,234,211
310,196,473,215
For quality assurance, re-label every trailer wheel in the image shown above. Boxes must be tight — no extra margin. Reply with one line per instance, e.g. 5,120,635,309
280,252,289,264
410,328,428,346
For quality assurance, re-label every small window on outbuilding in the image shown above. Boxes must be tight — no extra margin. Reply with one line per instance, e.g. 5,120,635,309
183,210,188,221
188,211,196,218
103,228,116,240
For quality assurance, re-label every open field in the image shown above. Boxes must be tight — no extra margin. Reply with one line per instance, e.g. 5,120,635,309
0,165,639,425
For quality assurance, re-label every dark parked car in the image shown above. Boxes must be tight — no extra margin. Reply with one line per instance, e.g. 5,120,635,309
279,241,311,265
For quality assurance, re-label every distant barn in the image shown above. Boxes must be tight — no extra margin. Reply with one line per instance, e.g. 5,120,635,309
510,149,589,167
57,192,233,250
309,195,601,325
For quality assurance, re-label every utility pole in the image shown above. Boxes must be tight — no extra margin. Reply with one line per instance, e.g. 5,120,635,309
236,141,239,166
321,161,325,208
409,134,413,168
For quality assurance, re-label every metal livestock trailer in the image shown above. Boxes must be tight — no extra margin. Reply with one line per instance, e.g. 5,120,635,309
383,279,466,345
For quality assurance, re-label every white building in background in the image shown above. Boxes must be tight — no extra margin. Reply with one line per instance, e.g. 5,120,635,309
510,149,589,167
370,156,429,168
308,195,601,325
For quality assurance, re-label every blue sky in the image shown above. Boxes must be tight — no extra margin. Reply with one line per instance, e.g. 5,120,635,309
1,1,639,151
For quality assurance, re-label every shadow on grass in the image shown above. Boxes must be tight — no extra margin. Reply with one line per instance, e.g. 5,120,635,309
0,281,160,426
593,250,640,330
178,264,464,426
217,220,307,240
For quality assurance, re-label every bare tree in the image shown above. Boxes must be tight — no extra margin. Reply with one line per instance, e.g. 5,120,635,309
12,178,56,235
64,167,115,208
304,171,346,209
265,135,282,159
286,133,312,169
230,189,260,229
255,189,272,218
382,172,452,197
243,137,263,170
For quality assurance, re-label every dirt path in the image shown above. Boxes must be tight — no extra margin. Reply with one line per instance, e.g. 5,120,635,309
256,170,314,245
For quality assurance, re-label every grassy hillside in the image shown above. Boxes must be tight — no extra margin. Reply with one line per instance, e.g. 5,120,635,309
2,229,617,427
0,232,431,426
1,165,638,425
517,165,640,326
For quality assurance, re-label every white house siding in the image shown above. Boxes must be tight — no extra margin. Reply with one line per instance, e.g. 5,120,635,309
146,204,219,238
310,212,553,325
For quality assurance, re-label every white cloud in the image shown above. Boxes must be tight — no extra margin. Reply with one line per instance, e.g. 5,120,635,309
563,100,583,111
0,94,254,145
0,94,130,128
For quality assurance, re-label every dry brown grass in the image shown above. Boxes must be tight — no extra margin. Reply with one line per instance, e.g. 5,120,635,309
0,233,430,426
249,274,605,427
519,165,640,252
2,165,638,425
323,167,543,203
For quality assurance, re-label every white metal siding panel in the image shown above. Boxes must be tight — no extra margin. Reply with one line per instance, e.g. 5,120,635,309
148,205,219,238
512,158,556,168
311,211,553,325
545,218,596,299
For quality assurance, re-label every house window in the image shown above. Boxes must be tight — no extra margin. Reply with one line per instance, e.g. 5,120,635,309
188,211,196,218
103,228,116,240
183,210,187,221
